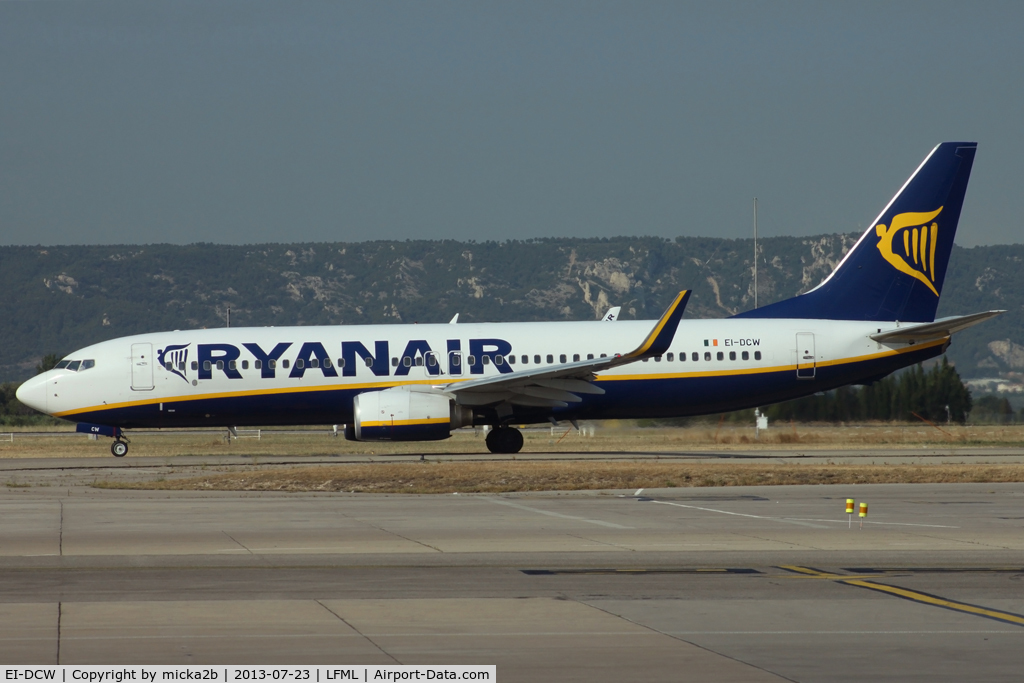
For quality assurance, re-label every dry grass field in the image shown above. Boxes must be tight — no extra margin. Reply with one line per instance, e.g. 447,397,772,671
3,423,1022,492
3,422,1024,459
99,461,1024,494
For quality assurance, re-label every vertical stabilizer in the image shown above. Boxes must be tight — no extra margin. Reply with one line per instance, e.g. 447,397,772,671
735,142,977,322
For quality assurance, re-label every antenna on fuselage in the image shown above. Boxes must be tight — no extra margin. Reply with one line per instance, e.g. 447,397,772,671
753,197,758,309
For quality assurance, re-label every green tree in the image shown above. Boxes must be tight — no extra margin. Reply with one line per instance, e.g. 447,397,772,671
971,395,1014,424
763,360,972,424
929,357,972,423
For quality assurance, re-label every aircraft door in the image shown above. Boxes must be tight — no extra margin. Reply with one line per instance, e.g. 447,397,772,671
796,333,816,379
448,351,463,376
131,343,155,391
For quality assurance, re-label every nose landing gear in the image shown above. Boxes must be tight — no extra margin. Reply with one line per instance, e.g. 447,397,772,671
485,426,524,454
76,423,129,457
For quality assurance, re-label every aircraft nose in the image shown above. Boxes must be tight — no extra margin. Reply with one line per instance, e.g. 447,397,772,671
16,374,48,414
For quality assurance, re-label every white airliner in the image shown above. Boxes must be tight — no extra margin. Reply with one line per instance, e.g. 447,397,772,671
17,142,1001,456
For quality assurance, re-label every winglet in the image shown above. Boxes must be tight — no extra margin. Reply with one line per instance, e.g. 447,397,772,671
623,290,690,359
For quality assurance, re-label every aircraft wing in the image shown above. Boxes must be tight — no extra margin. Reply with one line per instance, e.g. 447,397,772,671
447,291,690,408
870,310,1005,344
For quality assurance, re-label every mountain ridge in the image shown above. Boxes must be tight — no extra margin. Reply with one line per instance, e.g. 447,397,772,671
1,236,1019,383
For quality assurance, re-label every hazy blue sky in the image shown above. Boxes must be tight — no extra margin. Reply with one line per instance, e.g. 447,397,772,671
2,1,1021,246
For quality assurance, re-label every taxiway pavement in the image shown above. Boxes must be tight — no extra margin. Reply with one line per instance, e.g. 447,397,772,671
0,456,1021,682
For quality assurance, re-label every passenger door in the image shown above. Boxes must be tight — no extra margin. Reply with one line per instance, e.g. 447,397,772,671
131,343,154,390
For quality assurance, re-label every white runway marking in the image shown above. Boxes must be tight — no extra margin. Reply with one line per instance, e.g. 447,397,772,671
487,498,632,529
652,500,830,528
651,501,959,528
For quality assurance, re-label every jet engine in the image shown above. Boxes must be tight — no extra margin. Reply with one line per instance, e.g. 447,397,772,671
352,387,473,441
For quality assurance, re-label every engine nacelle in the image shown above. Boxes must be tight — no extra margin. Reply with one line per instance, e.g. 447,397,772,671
353,388,472,441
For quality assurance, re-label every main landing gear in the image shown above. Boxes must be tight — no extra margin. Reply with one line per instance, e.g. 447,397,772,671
485,426,523,454
111,439,129,457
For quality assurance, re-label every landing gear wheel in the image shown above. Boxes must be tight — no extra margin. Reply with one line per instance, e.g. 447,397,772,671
111,441,128,457
485,427,524,454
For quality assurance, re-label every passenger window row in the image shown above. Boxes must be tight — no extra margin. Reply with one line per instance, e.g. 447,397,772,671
176,351,611,374
391,354,440,368
643,350,762,362
168,348,765,374
449,352,611,367
177,357,350,372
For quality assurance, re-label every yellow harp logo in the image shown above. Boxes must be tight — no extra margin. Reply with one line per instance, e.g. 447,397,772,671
875,207,943,296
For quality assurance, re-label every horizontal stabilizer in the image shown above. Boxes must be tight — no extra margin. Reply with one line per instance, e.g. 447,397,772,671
870,310,1005,343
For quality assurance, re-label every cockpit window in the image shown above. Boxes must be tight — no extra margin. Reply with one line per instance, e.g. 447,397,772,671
81,359,95,370
55,360,70,369
66,360,81,372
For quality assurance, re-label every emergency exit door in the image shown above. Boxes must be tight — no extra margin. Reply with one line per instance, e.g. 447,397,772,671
131,343,154,390
796,333,816,379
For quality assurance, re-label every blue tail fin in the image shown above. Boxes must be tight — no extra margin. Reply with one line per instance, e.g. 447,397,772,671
735,142,977,322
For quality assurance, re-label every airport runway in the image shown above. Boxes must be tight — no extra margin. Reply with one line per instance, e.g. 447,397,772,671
0,457,1022,681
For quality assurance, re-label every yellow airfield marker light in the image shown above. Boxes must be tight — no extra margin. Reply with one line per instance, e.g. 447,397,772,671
859,502,868,529
846,499,855,528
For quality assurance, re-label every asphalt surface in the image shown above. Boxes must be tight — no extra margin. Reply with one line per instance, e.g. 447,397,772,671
0,455,1022,682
